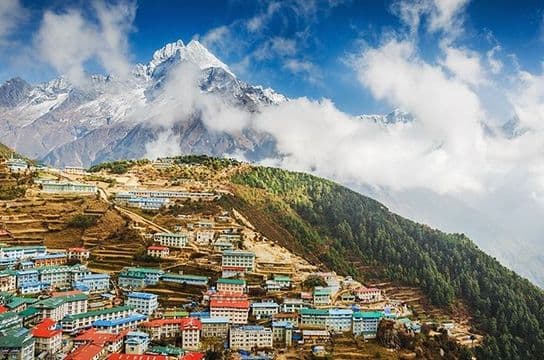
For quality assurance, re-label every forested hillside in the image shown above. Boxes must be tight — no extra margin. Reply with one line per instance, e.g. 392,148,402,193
230,166,544,359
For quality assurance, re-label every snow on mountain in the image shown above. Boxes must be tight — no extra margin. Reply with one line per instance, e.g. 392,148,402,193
357,108,415,126
0,38,286,167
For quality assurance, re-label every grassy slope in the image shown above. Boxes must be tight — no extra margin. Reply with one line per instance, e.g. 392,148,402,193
228,165,544,359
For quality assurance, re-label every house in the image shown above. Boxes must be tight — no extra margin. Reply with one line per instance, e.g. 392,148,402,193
126,292,158,315
229,325,273,351
299,308,353,332
221,250,255,272
64,166,86,175
200,317,229,338
0,245,47,263
161,273,209,287
0,270,16,292
16,269,40,289
74,273,110,293
210,294,250,325
272,312,300,327
125,331,150,354
280,298,305,313
32,253,68,267
313,287,331,306
355,287,382,303
301,329,330,344
251,301,279,319
31,318,62,356
0,311,23,332
147,245,169,258
195,230,215,245
107,354,167,360
147,345,184,357
6,158,28,173
67,247,90,262
65,343,105,360
221,266,245,278
153,232,187,248
139,318,187,340
272,321,293,348
216,278,245,294
72,328,127,353
118,268,164,290
179,317,202,350
0,327,35,360
92,313,147,334
41,181,97,194
352,311,384,338
60,305,137,334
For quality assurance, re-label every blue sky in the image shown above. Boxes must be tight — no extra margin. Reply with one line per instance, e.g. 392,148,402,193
2,0,544,115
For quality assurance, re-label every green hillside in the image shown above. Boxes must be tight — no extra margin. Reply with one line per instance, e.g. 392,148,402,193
227,165,544,359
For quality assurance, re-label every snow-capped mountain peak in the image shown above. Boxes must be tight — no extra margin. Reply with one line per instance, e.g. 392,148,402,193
144,38,234,79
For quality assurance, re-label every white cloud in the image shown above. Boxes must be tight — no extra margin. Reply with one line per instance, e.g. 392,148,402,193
282,59,322,84
486,45,503,74
34,1,136,86
0,0,26,46
393,0,470,39
440,46,487,86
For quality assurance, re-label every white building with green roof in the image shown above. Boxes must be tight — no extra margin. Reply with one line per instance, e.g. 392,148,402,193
216,278,245,294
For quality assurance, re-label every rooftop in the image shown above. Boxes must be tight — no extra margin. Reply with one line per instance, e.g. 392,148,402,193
217,278,245,285
127,292,157,300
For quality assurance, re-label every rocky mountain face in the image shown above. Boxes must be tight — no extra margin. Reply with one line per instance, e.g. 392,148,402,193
0,40,285,167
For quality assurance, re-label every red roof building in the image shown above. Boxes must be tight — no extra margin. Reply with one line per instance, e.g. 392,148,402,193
73,328,128,353
32,318,63,354
178,318,202,349
107,355,167,360
147,245,169,258
180,353,205,360
65,344,105,360
0,305,7,313
139,318,186,340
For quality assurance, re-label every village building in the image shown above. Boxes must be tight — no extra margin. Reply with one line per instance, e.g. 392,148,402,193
92,312,148,334
221,250,255,272
0,270,16,292
147,245,169,258
161,273,209,287
139,318,186,340
74,273,110,293
221,266,245,278
126,292,158,316
65,343,105,360
6,158,28,173
229,325,273,351
0,327,35,360
153,232,188,248
355,287,382,303
313,287,332,306
216,278,245,294
251,301,279,319
67,247,90,261
210,294,250,324
63,166,86,175
272,312,300,327
31,318,63,356
0,245,47,263
179,317,202,350
32,253,68,267
352,311,384,338
200,317,229,338
0,311,24,331
272,321,294,348
60,305,137,334
118,268,164,289
301,329,330,344
195,230,215,245
108,354,167,360
72,328,127,354
125,331,150,354
280,298,305,313
41,181,97,194
299,308,354,332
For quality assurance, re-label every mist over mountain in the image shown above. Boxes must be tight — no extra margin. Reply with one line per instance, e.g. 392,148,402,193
1,37,541,289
